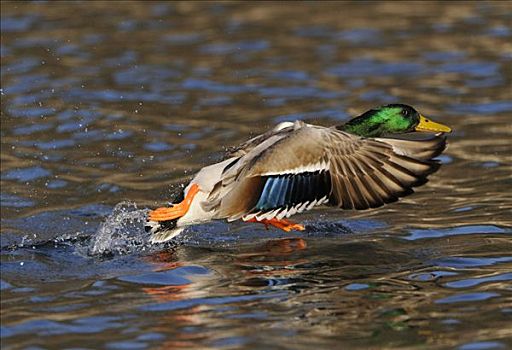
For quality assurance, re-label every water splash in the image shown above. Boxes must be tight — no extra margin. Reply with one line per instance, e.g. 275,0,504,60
88,201,156,256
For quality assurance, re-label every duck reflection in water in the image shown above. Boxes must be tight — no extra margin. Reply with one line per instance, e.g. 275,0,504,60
141,237,309,349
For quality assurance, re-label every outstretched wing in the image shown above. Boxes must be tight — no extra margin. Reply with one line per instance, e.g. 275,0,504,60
204,122,446,221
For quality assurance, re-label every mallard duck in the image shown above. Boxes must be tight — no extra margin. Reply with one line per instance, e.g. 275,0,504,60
146,104,451,243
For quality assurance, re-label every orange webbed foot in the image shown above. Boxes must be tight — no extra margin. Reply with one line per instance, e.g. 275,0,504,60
149,205,186,221
246,217,305,232
148,183,200,222
268,218,305,232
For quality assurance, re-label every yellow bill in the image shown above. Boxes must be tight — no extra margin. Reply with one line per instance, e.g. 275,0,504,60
415,115,452,133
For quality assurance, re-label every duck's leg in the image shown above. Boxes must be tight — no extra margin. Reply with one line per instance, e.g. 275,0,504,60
149,184,200,221
246,217,305,232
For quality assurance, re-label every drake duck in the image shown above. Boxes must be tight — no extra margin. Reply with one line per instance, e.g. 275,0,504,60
146,104,451,243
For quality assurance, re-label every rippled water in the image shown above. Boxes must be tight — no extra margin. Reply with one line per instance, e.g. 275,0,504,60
1,2,512,349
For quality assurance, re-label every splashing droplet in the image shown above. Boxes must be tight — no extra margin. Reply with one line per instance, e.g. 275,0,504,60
88,201,152,256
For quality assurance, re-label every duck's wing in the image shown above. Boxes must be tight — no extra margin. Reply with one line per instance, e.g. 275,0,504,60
204,122,446,221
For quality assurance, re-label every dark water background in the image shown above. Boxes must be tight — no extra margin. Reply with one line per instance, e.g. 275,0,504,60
1,2,512,349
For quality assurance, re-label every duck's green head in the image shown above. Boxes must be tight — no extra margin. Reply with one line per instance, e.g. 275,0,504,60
341,104,452,137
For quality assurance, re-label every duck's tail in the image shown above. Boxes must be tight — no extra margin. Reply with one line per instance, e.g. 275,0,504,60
145,186,187,243
145,219,185,243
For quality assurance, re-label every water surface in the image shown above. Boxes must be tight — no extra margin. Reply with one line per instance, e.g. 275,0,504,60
1,2,512,349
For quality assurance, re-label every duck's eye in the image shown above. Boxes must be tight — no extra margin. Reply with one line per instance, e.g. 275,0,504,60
401,109,409,117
